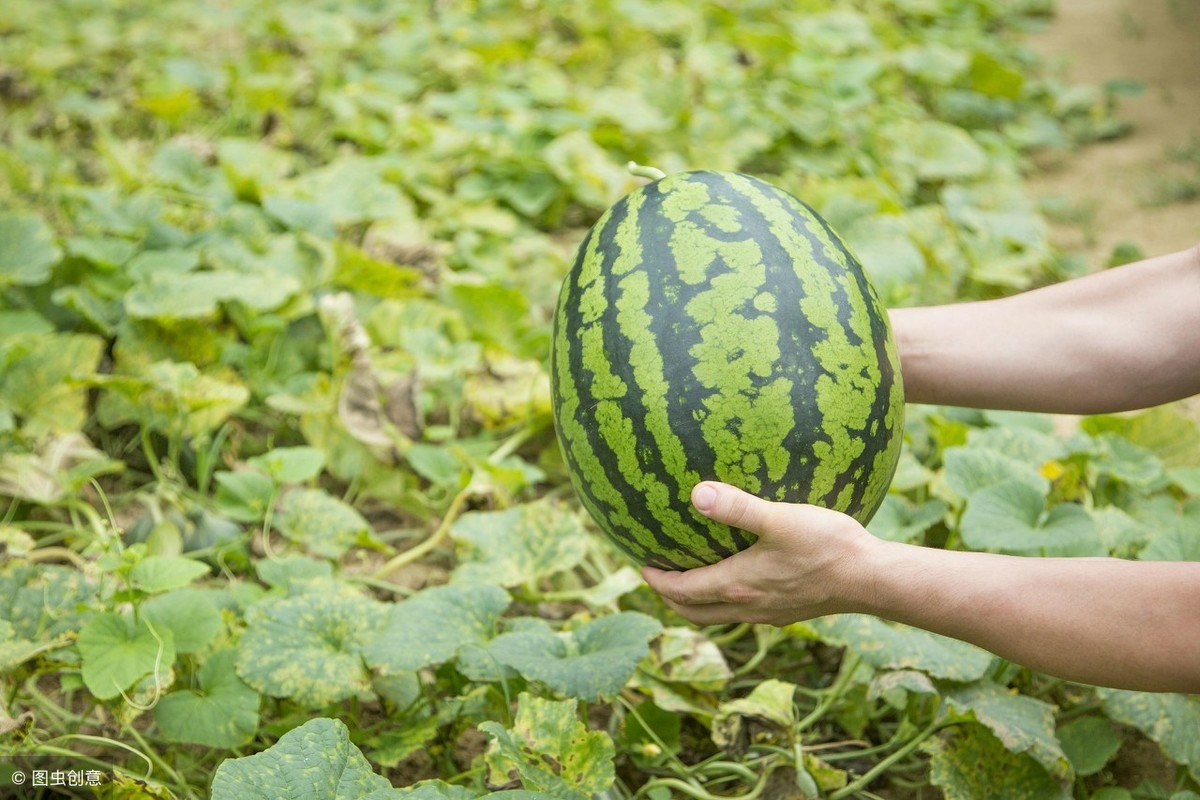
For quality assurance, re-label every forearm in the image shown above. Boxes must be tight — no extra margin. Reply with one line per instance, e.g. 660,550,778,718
890,245,1200,413
861,541,1200,692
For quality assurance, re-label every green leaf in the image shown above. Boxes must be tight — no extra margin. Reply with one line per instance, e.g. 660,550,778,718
925,723,1068,800
213,469,277,523
480,693,615,799
126,270,300,319
154,648,259,748
0,332,105,437
254,554,334,590
960,480,1103,556
943,446,1047,500
362,583,510,676
542,130,629,210
0,310,54,337
273,487,372,558
77,611,176,701
1098,690,1200,780
450,501,589,588
364,716,441,769
1056,716,1121,777
1095,434,1169,490
129,555,210,594
0,618,57,671
211,717,403,799
881,120,988,182
0,212,61,287
247,445,326,484
289,156,413,226
0,564,98,639
968,51,1026,99
97,360,250,439
867,495,947,542
941,681,1070,778
67,235,137,269
843,214,926,299
1083,407,1200,469
262,195,337,238
812,614,993,682
333,239,422,299
140,588,223,654
236,586,388,706
485,612,662,701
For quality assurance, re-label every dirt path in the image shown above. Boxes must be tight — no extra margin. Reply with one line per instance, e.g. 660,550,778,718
1026,0,1199,262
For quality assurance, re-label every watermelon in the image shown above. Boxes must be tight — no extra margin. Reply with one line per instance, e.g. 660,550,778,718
551,170,904,570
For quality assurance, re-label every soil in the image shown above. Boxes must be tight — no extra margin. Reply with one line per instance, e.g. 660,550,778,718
1026,0,1200,262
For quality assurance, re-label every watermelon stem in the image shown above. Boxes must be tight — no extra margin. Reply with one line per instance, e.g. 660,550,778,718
626,161,667,181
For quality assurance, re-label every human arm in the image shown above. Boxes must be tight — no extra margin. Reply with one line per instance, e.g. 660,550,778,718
643,482,1200,693
890,244,1200,414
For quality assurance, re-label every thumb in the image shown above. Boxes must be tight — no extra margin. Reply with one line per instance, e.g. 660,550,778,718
691,481,797,539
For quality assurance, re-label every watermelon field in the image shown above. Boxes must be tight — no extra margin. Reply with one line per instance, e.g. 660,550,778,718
2,0,1199,798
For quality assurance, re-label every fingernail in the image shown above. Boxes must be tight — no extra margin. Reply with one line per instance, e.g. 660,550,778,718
693,483,717,512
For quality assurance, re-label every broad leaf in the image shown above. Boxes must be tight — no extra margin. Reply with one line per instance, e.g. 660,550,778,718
0,212,61,287
925,724,1068,799
129,555,210,594
1056,716,1121,777
77,611,176,701
941,681,1070,778
211,717,404,799
154,648,259,748
485,613,662,701
0,332,105,437
236,586,388,706
480,693,615,798
1098,690,1200,780
812,614,993,682
942,445,1047,500
0,564,98,639
868,495,947,543
960,480,1102,555
450,501,589,588
273,487,372,558
362,583,510,676
631,627,733,715
247,446,326,484
140,588,223,654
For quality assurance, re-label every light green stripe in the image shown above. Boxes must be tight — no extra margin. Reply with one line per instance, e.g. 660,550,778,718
724,173,881,502
675,177,793,493
605,185,725,562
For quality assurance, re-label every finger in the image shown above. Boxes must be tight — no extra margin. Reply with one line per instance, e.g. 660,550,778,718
658,598,748,627
691,481,796,538
643,563,738,607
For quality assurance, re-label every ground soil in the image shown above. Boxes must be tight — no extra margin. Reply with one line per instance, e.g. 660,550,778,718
1026,0,1200,261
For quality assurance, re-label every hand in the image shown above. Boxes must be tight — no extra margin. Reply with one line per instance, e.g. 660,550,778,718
641,481,884,627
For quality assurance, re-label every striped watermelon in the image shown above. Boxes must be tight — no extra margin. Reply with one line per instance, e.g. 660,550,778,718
551,170,904,570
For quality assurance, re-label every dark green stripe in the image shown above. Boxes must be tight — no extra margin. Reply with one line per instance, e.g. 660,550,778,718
557,191,710,569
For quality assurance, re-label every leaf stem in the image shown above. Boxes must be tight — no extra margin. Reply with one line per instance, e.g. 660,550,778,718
373,483,473,578
827,719,946,800
797,652,861,732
